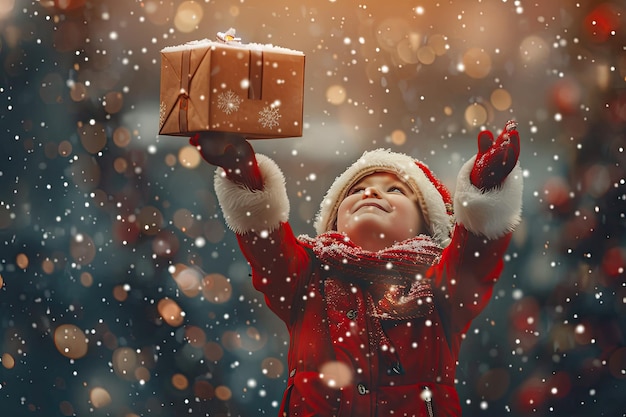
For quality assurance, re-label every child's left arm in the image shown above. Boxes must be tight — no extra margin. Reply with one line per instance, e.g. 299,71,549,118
429,121,523,335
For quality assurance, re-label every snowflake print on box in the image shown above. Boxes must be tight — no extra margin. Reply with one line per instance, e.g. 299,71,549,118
258,106,282,129
217,90,243,114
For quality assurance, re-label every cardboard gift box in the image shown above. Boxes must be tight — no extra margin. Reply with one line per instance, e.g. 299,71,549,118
159,37,305,139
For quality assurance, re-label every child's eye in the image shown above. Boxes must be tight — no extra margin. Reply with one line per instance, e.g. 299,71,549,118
349,187,365,195
388,186,406,194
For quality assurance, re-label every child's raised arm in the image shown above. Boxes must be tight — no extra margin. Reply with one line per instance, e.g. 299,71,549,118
192,133,311,324
429,121,523,340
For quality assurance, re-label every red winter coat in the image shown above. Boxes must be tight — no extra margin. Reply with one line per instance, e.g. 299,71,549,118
213,154,523,417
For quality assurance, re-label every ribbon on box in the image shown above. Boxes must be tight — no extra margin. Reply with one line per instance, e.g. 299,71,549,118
178,50,191,132
248,50,263,100
218,28,263,101
174,29,265,133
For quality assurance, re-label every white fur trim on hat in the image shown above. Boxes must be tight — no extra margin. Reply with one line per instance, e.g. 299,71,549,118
213,154,289,235
454,156,523,239
314,148,454,247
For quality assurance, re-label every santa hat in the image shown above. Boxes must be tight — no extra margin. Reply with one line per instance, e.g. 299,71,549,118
314,148,454,247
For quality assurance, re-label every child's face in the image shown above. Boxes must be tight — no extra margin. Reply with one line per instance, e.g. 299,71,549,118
336,172,426,251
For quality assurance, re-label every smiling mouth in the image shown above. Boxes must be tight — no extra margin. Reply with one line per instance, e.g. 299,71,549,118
353,202,389,213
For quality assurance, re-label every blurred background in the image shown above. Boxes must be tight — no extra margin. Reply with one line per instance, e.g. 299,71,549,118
0,0,624,416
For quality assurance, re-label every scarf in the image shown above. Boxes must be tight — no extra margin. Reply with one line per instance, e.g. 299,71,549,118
299,232,443,373
300,232,441,319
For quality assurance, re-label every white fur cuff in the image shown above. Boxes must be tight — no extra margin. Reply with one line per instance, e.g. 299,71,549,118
453,156,523,240
213,154,290,235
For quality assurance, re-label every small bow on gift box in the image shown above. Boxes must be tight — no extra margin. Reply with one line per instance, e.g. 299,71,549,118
216,28,241,43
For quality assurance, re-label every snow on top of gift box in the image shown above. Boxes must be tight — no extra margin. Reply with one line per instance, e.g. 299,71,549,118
161,28,304,55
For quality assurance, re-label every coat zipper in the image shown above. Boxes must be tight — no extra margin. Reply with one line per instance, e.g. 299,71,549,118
421,386,434,417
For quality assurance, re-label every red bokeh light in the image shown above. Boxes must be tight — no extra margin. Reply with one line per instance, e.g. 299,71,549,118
54,0,86,11
584,3,621,43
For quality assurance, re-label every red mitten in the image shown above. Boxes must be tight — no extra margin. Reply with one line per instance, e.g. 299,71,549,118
470,120,520,191
190,132,263,191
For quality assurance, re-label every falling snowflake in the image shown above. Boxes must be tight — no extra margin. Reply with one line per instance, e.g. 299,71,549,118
217,90,243,114
258,106,281,129
159,101,167,128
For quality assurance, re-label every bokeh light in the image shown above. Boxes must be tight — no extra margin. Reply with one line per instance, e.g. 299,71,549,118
390,129,406,146
184,325,207,347
464,102,488,127
178,145,202,168
396,36,420,64
490,88,512,111
417,45,436,65
193,380,215,400
152,229,180,258
113,126,132,148
54,324,89,359
428,34,448,56
462,47,492,79
103,91,124,114
215,385,232,401
2,352,15,369
112,284,129,302
173,208,195,232
172,373,189,390
58,140,73,157
113,157,128,173
78,121,108,154
89,387,112,408
261,356,284,379
143,0,175,26
170,264,202,297
41,258,55,274
157,298,185,327
15,253,28,269
80,271,94,287
326,84,347,105
549,78,582,114
319,360,353,388
203,341,224,362
112,347,138,380
584,3,622,43
137,205,164,235
519,35,549,65
59,401,75,416
174,1,204,33
202,273,232,304
69,82,87,102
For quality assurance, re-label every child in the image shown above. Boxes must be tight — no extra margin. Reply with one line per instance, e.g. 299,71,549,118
191,121,522,417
